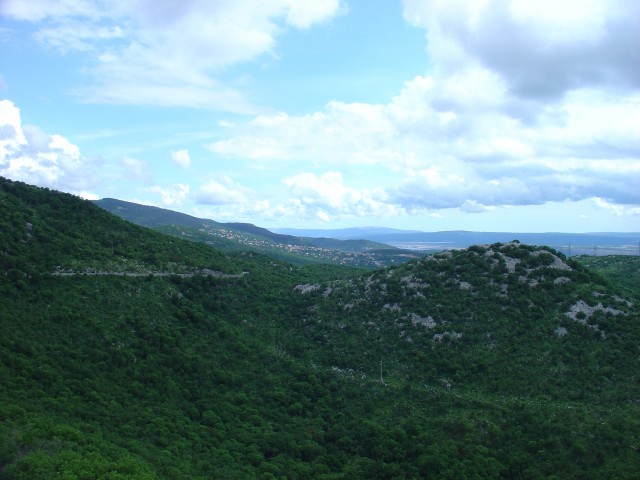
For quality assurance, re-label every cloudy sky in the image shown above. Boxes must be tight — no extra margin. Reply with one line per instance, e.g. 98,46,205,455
1,0,639,232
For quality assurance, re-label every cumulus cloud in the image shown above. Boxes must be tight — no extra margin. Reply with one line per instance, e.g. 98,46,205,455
402,0,640,99
205,0,640,221
285,0,345,29
122,156,148,181
1,0,344,110
192,171,404,223
205,77,640,213
78,190,99,201
592,197,640,217
208,101,401,166
0,0,95,22
0,99,99,197
148,183,190,207
392,167,573,210
281,171,402,221
3,1,637,226
171,149,191,168
460,200,494,214
196,177,249,205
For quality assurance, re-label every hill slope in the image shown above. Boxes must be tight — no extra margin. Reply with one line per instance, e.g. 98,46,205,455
574,255,640,297
95,198,422,267
2,177,639,479
292,243,639,399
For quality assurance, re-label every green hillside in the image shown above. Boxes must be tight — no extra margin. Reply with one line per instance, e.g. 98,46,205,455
574,255,640,297
95,198,424,268
1,177,639,479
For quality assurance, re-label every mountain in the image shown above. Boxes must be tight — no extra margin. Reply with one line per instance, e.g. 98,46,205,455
95,198,424,268
271,226,423,238
2,176,640,479
274,227,640,256
93,198,209,229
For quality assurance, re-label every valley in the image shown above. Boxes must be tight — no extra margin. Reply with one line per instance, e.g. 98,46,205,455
95,199,426,268
1,177,639,479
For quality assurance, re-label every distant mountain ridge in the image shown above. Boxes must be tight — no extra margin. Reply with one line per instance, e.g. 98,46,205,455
95,198,306,245
275,226,640,255
94,198,425,267
95,198,206,228
96,199,639,255
272,226,424,238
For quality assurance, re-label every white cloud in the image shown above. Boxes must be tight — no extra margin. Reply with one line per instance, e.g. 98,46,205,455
122,156,148,181
0,99,100,195
193,171,404,223
204,0,640,222
2,0,345,110
190,198,280,223
196,177,249,205
3,1,638,228
171,149,191,168
34,24,125,52
401,0,640,99
0,0,96,22
208,101,403,167
592,197,640,217
78,190,99,200
284,0,344,29
460,200,494,214
205,75,640,212
148,183,190,207
281,171,402,221
392,168,542,210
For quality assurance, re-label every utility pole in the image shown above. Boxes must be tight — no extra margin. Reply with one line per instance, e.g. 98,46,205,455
380,357,386,385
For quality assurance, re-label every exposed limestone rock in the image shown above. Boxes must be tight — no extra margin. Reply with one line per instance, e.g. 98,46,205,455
530,250,572,271
502,256,520,273
293,284,321,294
401,275,428,289
433,331,463,342
383,303,402,312
407,313,436,329
554,326,568,336
614,295,633,307
565,300,625,322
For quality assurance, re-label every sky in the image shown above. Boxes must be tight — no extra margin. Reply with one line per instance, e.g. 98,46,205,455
1,0,639,233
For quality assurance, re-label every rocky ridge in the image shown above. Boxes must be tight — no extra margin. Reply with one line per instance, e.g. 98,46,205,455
292,241,637,389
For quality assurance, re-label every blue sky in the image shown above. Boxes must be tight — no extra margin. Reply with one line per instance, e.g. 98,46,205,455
1,0,639,233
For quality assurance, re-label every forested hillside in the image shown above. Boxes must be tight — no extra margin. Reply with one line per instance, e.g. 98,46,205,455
574,255,640,298
95,198,422,268
1,177,639,479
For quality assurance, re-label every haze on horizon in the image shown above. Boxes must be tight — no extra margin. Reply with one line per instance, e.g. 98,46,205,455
1,0,639,233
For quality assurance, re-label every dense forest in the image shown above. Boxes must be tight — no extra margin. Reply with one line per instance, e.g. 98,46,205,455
574,255,640,298
1,177,639,479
